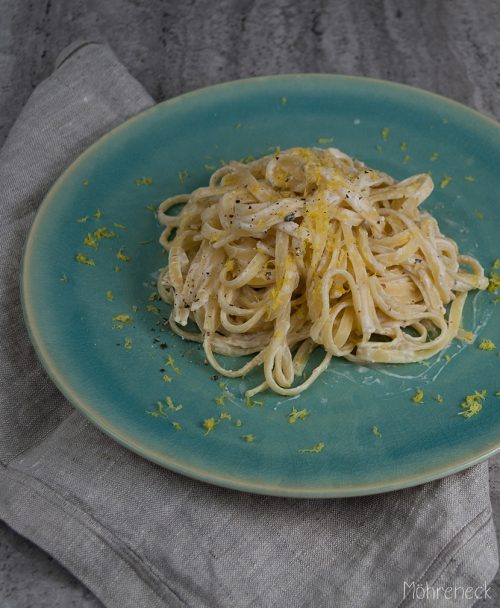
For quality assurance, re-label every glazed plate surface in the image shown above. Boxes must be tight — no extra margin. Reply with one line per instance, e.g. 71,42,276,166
22,75,500,497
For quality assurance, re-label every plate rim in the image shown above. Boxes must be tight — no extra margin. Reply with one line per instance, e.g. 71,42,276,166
21,73,500,498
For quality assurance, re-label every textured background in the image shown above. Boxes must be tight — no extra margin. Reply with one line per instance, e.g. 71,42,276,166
1,0,499,606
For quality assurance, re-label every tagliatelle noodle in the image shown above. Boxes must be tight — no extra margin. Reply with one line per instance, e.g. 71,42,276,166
157,147,488,397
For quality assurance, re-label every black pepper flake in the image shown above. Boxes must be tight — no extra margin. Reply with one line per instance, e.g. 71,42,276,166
211,374,219,381
284,213,295,222
160,368,165,372
159,343,168,349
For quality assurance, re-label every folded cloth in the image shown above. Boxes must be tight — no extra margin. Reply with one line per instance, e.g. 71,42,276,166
0,42,498,608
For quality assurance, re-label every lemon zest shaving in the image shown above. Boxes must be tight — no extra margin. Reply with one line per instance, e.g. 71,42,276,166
178,170,189,184
298,442,325,453
147,401,182,431
459,390,487,418
83,233,98,249
241,434,256,442
165,354,181,374
411,389,424,404
116,248,130,262
202,417,218,435
134,176,153,186
439,175,452,189
75,253,95,266
112,314,132,324
225,259,236,272
166,396,183,411
478,339,496,351
245,396,264,407
288,407,310,424
94,226,116,239
488,270,500,293
148,401,169,420
214,395,226,406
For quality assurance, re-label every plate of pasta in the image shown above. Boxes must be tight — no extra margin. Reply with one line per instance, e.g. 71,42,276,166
22,75,500,496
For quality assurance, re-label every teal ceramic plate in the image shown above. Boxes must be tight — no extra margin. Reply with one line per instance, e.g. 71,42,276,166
21,75,500,497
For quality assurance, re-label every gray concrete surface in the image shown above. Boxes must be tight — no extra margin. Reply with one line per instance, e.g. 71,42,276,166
1,0,499,606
